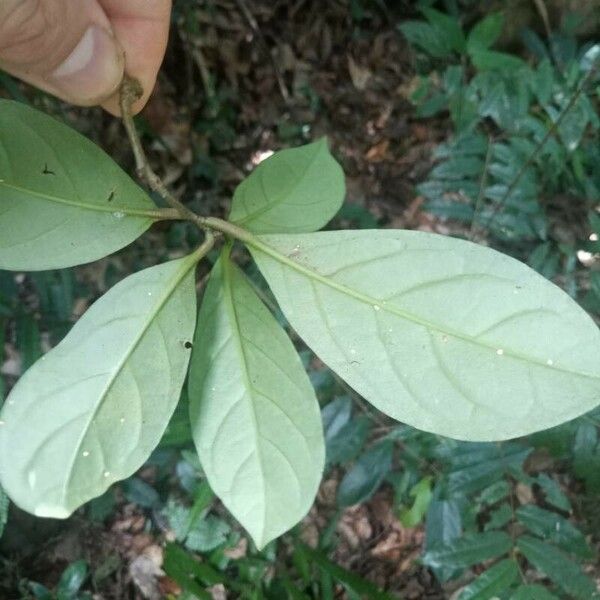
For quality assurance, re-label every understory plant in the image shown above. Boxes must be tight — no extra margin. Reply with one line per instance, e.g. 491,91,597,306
0,78,599,553
401,7,600,292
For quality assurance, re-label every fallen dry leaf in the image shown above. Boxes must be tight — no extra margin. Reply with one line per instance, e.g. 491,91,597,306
129,545,164,600
348,55,372,90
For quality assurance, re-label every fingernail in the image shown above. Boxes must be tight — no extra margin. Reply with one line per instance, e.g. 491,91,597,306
50,24,124,105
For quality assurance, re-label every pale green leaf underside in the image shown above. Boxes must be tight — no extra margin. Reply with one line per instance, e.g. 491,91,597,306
188,255,324,548
0,256,198,517
249,230,600,441
228,139,345,234
0,100,159,270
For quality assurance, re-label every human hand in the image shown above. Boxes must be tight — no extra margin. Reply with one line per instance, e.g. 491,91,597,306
0,0,172,115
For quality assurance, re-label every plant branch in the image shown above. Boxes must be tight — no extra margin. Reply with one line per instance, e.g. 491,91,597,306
234,0,291,104
119,77,200,224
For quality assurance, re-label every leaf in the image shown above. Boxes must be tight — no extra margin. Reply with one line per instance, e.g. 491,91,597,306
322,397,372,466
0,486,8,539
188,253,324,548
322,397,352,442
16,312,41,371
467,13,504,53
573,422,600,492
0,100,161,271
164,500,192,541
470,50,527,71
29,582,53,600
516,535,597,599
510,584,560,599
400,476,433,527
336,440,393,507
87,490,116,522
228,139,345,234
535,474,571,512
423,531,512,570
185,516,231,552
479,480,510,505
430,156,484,180
0,255,198,517
458,558,519,600
515,505,593,559
121,478,160,509
247,230,600,441
532,59,554,105
425,497,462,550
186,481,216,534
424,492,464,581
398,21,452,59
447,444,531,495
56,560,88,600
421,8,466,53
163,543,224,598
299,544,396,600
484,503,512,531
325,414,371,466
160,397,193,448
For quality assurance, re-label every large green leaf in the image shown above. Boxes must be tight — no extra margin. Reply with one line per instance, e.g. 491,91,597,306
0,100,162,271
228,139,345,234
516,535,597,599
0,255,198,517
248,230,600,441
188,253,324,548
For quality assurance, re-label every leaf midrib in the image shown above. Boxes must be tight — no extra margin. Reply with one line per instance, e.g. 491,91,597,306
61,253,197,506
249,236,600,381
0,180,163,219
221,256,268,546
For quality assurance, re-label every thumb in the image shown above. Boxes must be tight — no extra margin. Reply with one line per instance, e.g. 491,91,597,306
0,0,124,106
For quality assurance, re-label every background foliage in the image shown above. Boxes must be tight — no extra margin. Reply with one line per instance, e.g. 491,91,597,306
1,0,599,598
